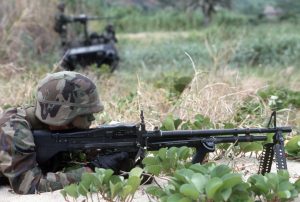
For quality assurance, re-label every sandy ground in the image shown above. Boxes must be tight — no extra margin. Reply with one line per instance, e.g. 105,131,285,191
1,159,299,202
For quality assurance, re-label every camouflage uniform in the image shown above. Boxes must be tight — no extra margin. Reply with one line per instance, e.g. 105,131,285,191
0,71,104,194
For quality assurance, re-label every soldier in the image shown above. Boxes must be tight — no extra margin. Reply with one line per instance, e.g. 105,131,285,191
103,24,118,43
0,71,129,194
200,0,217,26
54,3,72,47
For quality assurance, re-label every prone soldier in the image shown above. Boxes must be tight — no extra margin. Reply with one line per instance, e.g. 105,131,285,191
0,71,129,194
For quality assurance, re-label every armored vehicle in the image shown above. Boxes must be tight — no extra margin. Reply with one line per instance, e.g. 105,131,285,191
55,10,120,72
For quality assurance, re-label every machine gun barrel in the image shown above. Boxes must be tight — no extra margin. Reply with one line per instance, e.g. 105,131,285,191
149,127,292,138
145,135,268,150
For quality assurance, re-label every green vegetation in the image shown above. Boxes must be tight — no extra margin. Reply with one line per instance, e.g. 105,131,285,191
1,0,300,201
258,87,300,110
61,167,144,202
61,160,300,202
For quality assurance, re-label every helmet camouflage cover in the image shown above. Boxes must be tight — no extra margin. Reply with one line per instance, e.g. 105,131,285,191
35,71,104,126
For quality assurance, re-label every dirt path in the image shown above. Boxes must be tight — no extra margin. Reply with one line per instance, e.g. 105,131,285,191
118,31,202,41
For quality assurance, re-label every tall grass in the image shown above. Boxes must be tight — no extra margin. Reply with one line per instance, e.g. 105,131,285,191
0,0,299,131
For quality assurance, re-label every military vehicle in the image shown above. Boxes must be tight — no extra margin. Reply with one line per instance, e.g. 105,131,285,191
56,13,120,72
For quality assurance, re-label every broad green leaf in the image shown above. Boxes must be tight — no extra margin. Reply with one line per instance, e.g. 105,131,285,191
174,118,183,129
279,181,294,192
167,147,178,159
161,196,168,202
103,169,114,184
129,167,143,177
162,116,175,131
164,184,176,195
166,193,184,202
161,158,173,171
91,176,102,190
189,163,208,174
181,122,193,130
205,177,223,199
223,123,235,129
109,181,123,199
255,177,269,193
158,148,168,160
190,173,208,193
77,183,88,196
220,187,232,201
285,136,300,156
265,173,279,190
234,182,250,192
194,114,205,122
63,184,79,199
294,179,300,191
278,190,292,199
179,197,193,202
290,189,299,198
110,175,123,184
211,164,232,178
127,176,141,193
81,172,93,189
174,169,194,183
170,178,182,190
193,120,203,129
178,146,192,160
145,165,162,176
142,156,160,166
121,185,132,199
248,174,269,195
179,184,200,200
146,186,166,197
95,167,106,175
221,173,243,188
277,169,290,181
194,114,212,129
203,162,217,172
226,189,252,202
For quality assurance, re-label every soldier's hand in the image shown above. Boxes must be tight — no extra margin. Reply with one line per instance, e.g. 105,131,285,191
84,166,93,173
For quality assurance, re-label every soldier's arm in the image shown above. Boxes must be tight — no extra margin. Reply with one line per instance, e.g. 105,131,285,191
0,117,88,194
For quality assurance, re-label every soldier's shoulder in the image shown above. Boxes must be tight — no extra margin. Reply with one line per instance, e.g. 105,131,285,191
1,107,48,130
0,107,19,126
24,106,48,130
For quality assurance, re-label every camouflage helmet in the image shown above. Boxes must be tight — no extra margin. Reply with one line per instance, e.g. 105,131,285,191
57,2,65,11
35,71,104,126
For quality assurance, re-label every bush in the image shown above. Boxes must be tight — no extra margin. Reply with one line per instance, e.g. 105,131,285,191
258,87,300,110
147,163,300,202
215,10,252,26
232,35,300,66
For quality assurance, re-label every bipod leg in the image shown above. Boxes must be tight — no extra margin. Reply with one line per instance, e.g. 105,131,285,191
273,131,288,170
258,143,274,175
258,130,288,175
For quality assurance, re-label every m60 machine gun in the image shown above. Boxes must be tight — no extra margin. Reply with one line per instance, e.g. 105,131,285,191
55,12,120,72
33,111,291,175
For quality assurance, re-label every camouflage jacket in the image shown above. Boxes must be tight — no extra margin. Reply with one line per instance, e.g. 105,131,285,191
0,106,86,194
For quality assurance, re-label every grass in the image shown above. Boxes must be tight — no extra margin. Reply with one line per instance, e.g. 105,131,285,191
0,1,299,134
